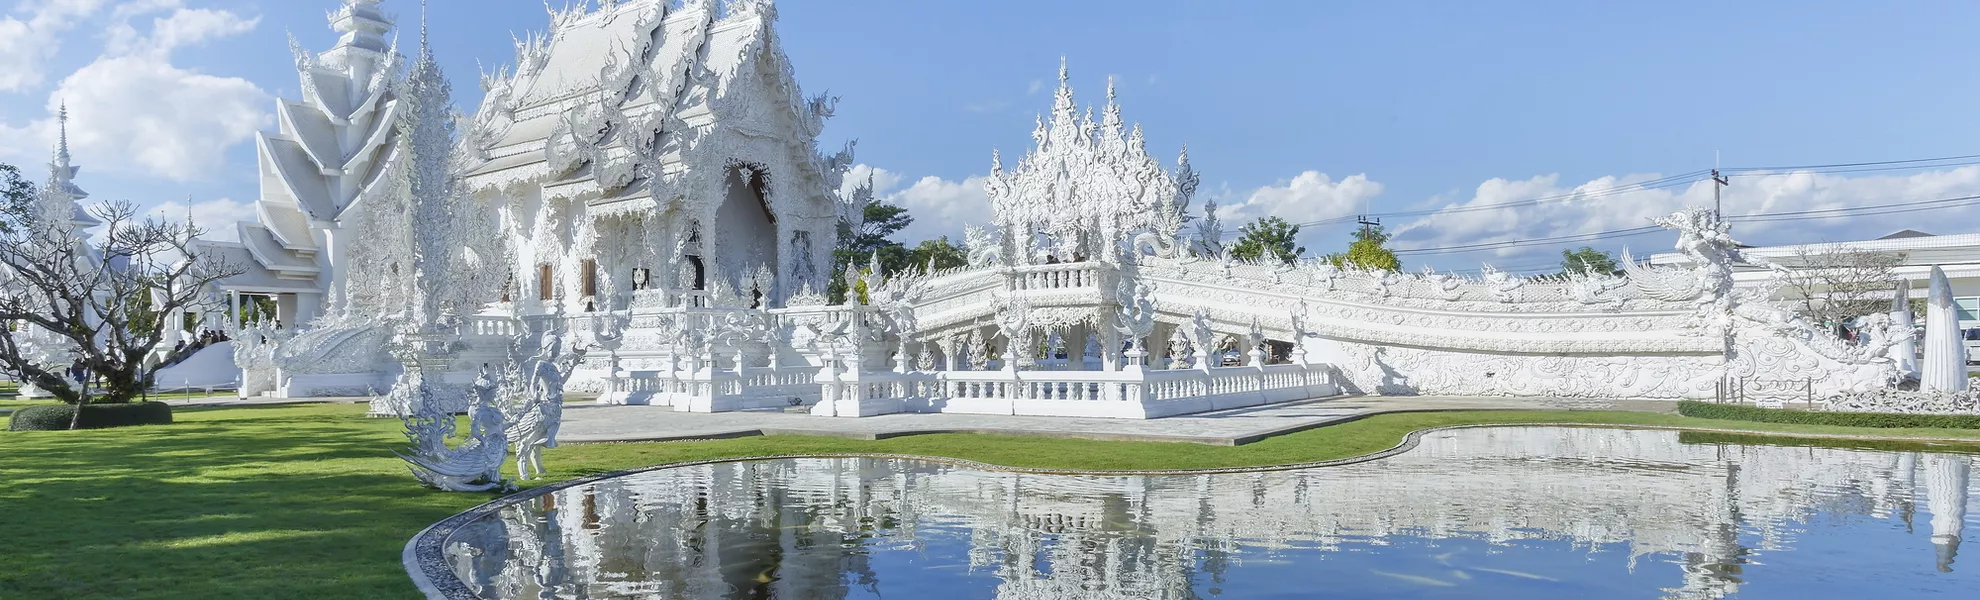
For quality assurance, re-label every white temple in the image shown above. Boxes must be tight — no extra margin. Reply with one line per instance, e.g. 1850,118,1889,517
200,0,1945,418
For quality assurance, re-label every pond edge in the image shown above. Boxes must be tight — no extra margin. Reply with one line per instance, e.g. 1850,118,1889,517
401,421,1980,599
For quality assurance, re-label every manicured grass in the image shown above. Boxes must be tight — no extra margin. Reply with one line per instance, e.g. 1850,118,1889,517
3,404,1980,600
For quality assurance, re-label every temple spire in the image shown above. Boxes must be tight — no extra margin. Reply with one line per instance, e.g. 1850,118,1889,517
53,101,71,170
419,0,429,55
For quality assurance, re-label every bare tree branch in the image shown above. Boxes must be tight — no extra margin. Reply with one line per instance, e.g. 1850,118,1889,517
1775,245,1905,328
0,192,246,407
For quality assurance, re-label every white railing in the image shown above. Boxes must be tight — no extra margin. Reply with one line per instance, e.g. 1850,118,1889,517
605,364,825,412
813,362,1336,419
459,315,517,338
1009,262,1107,292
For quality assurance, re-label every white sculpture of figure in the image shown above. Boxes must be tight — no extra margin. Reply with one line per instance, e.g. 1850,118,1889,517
509,334,574,481
396,367,510,492
1921,266,1969,393
1891,278,1919,376
966,328,988,371
1113,277,1157,367
1166,328,1193,370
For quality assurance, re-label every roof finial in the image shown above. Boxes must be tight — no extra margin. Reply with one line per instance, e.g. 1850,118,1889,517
1058,55,1068,84
420,0,430,54
56,100,71,165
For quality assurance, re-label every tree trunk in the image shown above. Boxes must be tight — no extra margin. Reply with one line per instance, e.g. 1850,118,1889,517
68,374,90,431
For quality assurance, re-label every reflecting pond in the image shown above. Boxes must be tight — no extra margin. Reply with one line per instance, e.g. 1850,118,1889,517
441,427,1977,598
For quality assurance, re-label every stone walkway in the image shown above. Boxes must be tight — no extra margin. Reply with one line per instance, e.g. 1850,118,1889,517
558,396,1677,446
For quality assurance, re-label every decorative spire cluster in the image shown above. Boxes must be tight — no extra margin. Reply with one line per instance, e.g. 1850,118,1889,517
983,59,1196,264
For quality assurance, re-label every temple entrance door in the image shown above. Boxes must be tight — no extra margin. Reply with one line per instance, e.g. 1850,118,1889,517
712,167,778,300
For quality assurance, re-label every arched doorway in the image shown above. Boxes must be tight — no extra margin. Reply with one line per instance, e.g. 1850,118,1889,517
712,165,778,301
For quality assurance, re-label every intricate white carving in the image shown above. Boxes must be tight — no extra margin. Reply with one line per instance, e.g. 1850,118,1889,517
395,367,511,493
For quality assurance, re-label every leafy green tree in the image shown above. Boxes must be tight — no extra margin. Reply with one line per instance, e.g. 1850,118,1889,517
1324,224,1401,272
0,164,34,234
1558,246,1621,276
908,236,969,272
829,201,914,304
1228,217,1305,264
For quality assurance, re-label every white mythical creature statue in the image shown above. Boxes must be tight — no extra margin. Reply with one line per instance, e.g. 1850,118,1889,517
1480,265,1526,303
232,323,285,397
1622,207,1787,311
396,367,511,493
508,334,578,481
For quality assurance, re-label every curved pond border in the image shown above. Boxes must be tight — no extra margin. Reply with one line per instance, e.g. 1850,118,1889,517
401,422,1980,599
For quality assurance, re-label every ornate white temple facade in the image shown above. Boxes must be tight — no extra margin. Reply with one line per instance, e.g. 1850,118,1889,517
212,0,1934,418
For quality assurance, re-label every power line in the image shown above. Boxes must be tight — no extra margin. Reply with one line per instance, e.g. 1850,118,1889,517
1389,190,1980,256
1394,227,1665,256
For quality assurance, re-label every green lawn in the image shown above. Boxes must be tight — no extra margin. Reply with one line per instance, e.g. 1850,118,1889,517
2,404,1979,599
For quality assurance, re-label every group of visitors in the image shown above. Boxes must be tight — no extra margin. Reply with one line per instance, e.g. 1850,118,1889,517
160,328,237,369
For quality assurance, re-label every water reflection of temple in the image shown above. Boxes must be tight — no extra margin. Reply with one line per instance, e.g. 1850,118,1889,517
444,428,1975,599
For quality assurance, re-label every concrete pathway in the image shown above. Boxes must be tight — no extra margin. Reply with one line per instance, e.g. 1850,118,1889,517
558,396,1677,446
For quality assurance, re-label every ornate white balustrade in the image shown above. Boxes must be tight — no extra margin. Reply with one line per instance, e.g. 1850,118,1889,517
1008,262,1109,292
811,362,1336,419
459,315,518,339
603,364,825,412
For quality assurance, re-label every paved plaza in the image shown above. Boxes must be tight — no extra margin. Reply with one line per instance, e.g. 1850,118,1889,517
556,395,1674,446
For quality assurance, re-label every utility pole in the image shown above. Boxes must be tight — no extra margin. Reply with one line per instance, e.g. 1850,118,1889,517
1712,150,1729,220
1711,169,1730,220
1355,215,1381,241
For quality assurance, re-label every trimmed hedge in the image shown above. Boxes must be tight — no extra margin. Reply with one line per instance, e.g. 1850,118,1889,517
1677,401,1980,430
7,401,175,431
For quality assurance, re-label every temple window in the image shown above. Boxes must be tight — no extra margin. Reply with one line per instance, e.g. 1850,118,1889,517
581,259,598,297
538,264,554,301
686,256,706,290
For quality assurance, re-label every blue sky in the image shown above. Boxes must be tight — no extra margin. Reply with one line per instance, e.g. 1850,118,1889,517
7,0,1980,272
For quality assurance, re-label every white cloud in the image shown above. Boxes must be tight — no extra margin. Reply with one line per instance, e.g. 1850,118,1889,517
0,0,112,92
1027,79,1044,95
1389,166,1980,268
146,196,256,242
54,55,268,179
888,174,992,244
839,164,991,244
2,2,268,180
1217,171,1385,225
107,5,257,56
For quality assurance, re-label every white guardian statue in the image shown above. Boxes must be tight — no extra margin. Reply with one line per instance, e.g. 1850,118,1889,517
508,334,577,481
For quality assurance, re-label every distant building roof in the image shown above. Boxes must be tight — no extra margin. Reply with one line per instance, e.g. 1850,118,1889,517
1878,229,1936,240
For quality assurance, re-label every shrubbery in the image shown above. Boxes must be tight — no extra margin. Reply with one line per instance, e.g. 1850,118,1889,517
1677,401,1980,430
7,402,175,431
